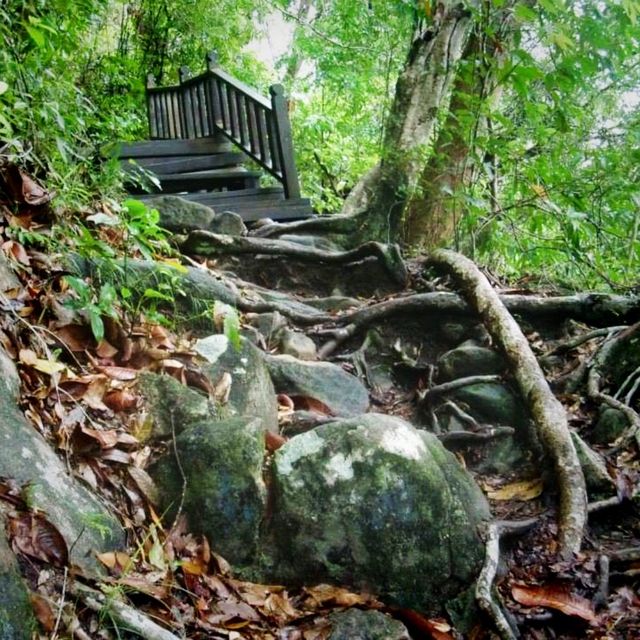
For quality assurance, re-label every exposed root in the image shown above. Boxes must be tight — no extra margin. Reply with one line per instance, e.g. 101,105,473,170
427,249,587,559
180,231,408,286
586,323,640,448
419,374,502,403
438,426,515,446
250,213,358,239
476,522,519,640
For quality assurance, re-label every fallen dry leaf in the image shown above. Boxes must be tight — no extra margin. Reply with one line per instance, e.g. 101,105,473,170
97,365,138,381
511,583,598,624
485,478,543,501
97,551,133,572
265,431,287,453
8,513,69,567
30,593,56,632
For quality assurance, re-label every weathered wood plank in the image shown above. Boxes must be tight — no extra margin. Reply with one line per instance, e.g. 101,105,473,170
121,152,245,174
116,136,231,158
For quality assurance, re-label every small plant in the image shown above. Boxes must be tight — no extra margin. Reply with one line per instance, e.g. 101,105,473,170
64,275,119,342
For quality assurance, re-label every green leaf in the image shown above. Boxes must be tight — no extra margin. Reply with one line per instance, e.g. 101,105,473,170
89,309,104,342
223,308,241,352
24,24,45,48
514,3,537,22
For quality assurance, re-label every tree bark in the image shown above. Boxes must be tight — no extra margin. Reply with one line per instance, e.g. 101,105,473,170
403,1,518,249
342,1,476,243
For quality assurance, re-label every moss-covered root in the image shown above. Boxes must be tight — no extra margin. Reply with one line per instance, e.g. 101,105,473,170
426,249,587,559
179,231,408,287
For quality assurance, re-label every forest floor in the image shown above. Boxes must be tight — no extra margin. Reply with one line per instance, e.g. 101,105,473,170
0,167,639,640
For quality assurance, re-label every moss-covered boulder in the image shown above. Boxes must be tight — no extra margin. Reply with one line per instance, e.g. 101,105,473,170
195,335,278,432
138,372,211,440
0,527,35,640
0,349,124,575
265,355,369,417
150,416,266,567
264,413,490,612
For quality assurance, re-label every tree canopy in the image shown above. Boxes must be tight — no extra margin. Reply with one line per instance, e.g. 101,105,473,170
1,0,639,287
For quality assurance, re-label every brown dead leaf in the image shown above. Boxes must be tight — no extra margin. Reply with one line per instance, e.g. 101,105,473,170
80,426,120,449
8,513,69,567
30,594,56,632
97,365,138,381
485,478,543,501
128,466,159,505
104,389,138,412
265,431,287,453
291,396,334,416
3,240,30,266
96,339,119,359
97,551,133,572
394,609,454,640
511,583,598,624
304,584,374,607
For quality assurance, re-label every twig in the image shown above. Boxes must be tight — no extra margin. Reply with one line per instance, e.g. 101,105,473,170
262,0,368,51
169,408,187,533
476,522,519,640
51,567,69,640
539,326,627,364
420,374,502,403
443,400,480,429
70,582,181,640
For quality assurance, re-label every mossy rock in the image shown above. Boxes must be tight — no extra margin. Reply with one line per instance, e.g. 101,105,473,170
0,528,35,640
0,350,124,575
264,413,490,613
138,372,212,440
150,416,266,567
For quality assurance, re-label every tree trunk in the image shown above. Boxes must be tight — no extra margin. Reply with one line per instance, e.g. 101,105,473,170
342,1,476,243
403,1,517,250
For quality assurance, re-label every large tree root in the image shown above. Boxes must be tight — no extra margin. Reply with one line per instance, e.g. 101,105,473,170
250,213,358,239
426,249,587,559
316,292,640,358
180,230,408,286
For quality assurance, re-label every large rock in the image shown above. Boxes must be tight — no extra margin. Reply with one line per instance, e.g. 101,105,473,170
327,609,409,640
266,355,369,417
265,414,490,612
147,195,215,233
138,372,211,440
450,382,524,426
592,407,628,445
209,210,247,236
279,329,317,361
0,527,35,640
195,335,278,433
436,343,504,382
0,349,124,574
150,416,266,567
